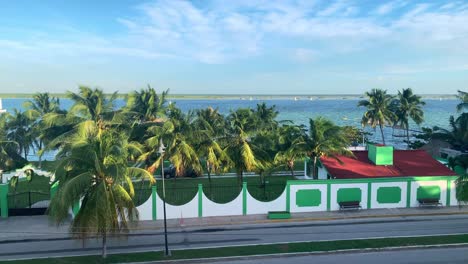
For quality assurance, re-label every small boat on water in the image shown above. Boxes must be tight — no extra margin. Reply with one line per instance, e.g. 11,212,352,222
294,97,299,101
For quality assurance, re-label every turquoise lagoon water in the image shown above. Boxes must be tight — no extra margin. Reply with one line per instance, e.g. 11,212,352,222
1,98,459,160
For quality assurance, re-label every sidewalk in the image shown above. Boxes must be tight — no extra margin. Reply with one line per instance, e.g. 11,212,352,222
1,206,467,242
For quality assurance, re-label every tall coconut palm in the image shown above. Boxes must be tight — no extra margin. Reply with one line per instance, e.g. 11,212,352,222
67,86,118,123
125,86,168,123
393,88,425,148
254,103,279,130
0,114,26,171
293,117,352,179
192,108,230,182
48,121,154,258
43,87,121,152
358,89,395,145
5,109,34,160
225,108,259,182
456,90,468,113
144,104,202,179
274,124,305,177
23,93,61,166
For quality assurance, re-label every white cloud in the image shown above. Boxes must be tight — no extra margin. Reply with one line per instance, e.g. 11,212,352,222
2,0,468,66
317,0,349,16
291,48,317,63
375,0,407,15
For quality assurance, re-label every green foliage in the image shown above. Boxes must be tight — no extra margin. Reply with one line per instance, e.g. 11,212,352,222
456,90,468,113
432,113,468,151
292,117,352,178
48,121,154,258
407,127,433,149
391,88,425,148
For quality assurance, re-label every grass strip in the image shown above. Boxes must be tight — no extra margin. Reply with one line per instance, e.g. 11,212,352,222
1,234,467,264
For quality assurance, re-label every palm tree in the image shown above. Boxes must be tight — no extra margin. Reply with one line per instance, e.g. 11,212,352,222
254,103,279,130
393,88,425,148
67,86,117,123
125,86,168,123
274,124,305,177
293,117,352,179
192,108,230,182
456,90,468,113
358,89,395,145
225,108,259,182
48,121,154,258
5,109,34,160
23,93,61,166
144,104,202,179
43,87,121,152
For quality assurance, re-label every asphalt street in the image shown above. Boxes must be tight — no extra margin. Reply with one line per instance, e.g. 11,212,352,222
1,214,468,260
219,247,468,264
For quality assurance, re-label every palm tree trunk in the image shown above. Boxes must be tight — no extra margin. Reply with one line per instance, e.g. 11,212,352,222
406,127,410,149
102,232,107,258
38,141,43,168
312,156,317,179
379,124,386,145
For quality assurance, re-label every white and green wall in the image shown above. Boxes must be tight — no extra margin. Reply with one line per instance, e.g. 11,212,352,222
137,176,459,221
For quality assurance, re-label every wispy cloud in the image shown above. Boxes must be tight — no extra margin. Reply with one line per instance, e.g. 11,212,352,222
374,0,407,15
1,0,468,94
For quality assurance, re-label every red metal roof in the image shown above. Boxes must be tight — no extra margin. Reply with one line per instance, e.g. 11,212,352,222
320,150,457,179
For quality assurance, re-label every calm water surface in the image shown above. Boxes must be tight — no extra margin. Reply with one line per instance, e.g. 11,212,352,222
1,98,458,160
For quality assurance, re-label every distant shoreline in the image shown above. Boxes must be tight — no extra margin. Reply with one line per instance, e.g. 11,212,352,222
0,93,458,100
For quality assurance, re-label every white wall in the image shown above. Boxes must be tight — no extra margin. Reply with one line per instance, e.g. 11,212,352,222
136,194,153,221
156,193,199,220
202,192,243,217
246,189,287,215
450,180,458,206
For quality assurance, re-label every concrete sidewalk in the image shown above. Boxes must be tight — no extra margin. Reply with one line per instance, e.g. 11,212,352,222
1,206,467,242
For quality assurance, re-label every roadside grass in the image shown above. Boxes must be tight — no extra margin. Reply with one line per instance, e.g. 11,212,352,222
1,234,467,264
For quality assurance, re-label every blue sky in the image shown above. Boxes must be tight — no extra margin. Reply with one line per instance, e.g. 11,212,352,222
0,0,467,94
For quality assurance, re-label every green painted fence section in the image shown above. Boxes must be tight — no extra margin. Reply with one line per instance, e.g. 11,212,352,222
377,187,402,204
0,184,8,218
416,186,441,200
296,189,321,207
337,188,362,202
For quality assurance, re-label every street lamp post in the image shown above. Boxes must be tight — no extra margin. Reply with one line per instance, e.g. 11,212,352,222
158,139,170,256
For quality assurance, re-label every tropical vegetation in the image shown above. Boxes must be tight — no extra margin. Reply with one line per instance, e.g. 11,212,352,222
0,86,436,258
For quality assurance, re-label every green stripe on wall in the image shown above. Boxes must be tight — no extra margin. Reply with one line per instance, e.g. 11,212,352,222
152,186,157,220
198,184,203,218
406,180,411,208
326,183,331,211
446,180,451,206
242,182,247,215
367,182,372,209
0,184,9,218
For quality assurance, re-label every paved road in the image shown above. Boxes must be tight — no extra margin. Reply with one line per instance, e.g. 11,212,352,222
1,214,468,260
220,247,468,264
